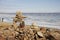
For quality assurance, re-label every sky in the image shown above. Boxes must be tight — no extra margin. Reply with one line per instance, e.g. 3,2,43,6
0,0,60,13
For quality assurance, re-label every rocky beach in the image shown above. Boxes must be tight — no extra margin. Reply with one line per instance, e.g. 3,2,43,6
0,11,60,40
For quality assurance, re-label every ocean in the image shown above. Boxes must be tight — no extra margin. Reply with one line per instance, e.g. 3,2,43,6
0,13,60,29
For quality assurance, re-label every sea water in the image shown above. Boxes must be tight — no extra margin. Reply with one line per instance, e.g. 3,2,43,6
0,13,60,29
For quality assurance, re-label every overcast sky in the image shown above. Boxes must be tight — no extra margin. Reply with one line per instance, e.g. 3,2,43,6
0,0,60,13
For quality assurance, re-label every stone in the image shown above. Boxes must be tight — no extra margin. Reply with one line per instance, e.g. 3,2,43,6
24,36,28,40
12,22,18,30
50,32,60,40
40,27,47,34
37,31,44,38
31,22,38,27
7,36,15,40
19,20,25,28
31,22,40,31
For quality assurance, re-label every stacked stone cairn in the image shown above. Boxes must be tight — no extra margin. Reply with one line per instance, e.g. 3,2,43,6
0,11,60,40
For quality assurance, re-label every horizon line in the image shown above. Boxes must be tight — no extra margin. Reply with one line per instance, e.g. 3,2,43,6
0,12,60,14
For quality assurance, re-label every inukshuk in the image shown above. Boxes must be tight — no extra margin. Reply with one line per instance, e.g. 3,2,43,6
13,11,26,28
